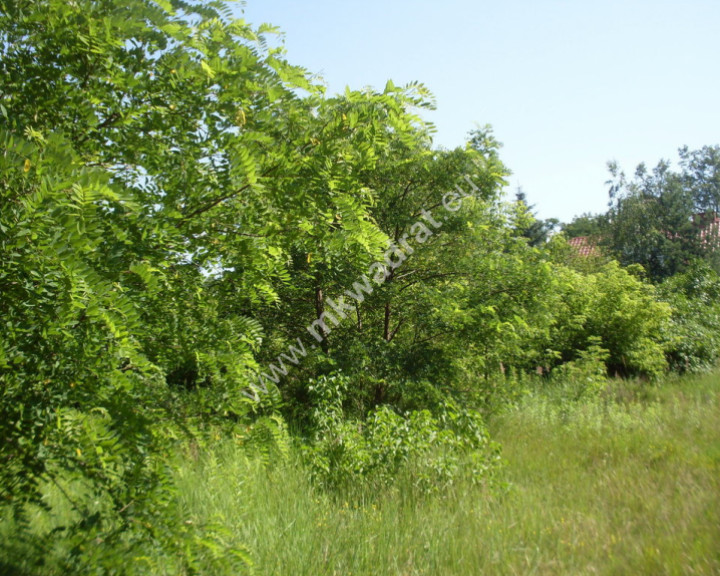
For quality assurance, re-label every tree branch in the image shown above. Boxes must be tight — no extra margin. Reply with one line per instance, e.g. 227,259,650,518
178,165,278,223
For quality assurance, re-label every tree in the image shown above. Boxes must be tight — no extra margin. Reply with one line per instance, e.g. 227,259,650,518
680,145,720,214
658,262,720,372
605,159,702,281
257,121,512,416
0,0,316,569
548,262,670,377
562,212,607,239
514,188,559,247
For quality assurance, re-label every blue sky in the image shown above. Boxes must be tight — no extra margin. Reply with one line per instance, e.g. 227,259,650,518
239,0,720,222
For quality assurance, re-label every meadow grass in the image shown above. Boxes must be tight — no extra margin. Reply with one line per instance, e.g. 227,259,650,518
175,372,720,575
3,372,718,574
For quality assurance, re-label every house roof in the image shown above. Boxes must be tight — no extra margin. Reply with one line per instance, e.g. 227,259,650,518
568,236,599,257
568,213,720,257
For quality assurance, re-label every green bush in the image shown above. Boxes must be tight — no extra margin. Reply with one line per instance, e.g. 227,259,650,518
552,338,610,399
301,373,501,493
658,263,720,372
548,262,670,378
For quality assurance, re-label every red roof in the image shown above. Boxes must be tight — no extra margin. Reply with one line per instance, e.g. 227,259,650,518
568,236,599,257
567,213,720,258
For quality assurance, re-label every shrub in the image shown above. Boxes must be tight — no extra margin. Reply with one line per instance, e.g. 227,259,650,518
548,262,670,378
301,373,501,493
552,338,610,399
658,263,720,372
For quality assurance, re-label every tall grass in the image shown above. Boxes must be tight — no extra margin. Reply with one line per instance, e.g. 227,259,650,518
3,372,718,574
172,373,720,575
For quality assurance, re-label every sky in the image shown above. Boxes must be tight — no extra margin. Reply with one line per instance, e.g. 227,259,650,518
239,0,720,223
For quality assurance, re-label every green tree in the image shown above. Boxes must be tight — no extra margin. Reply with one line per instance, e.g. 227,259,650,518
514,188,558,247
680,145,720,214
658,261,720,372
562,212,607,239
605,159,701,281
547,262,670,377
0,0,314,570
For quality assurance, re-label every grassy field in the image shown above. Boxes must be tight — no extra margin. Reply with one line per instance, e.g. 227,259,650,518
175,373,720,576
3,372,719,575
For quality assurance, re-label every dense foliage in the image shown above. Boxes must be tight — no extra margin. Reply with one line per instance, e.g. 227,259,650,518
1,0,720,573
565,146,720,281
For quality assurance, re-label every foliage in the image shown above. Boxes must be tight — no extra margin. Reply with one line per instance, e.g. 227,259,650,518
547,262,670,378
3,0,720,572
679,145,720,215
164,373,719,576
301,373,500,493
0,123,166,526
550,338,610,399
658,262,720,372
0,0,304,569
561,212,607,239
514,189,559,246
604,152,719,281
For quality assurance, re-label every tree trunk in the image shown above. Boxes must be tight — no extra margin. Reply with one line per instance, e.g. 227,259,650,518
314,283,329,353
